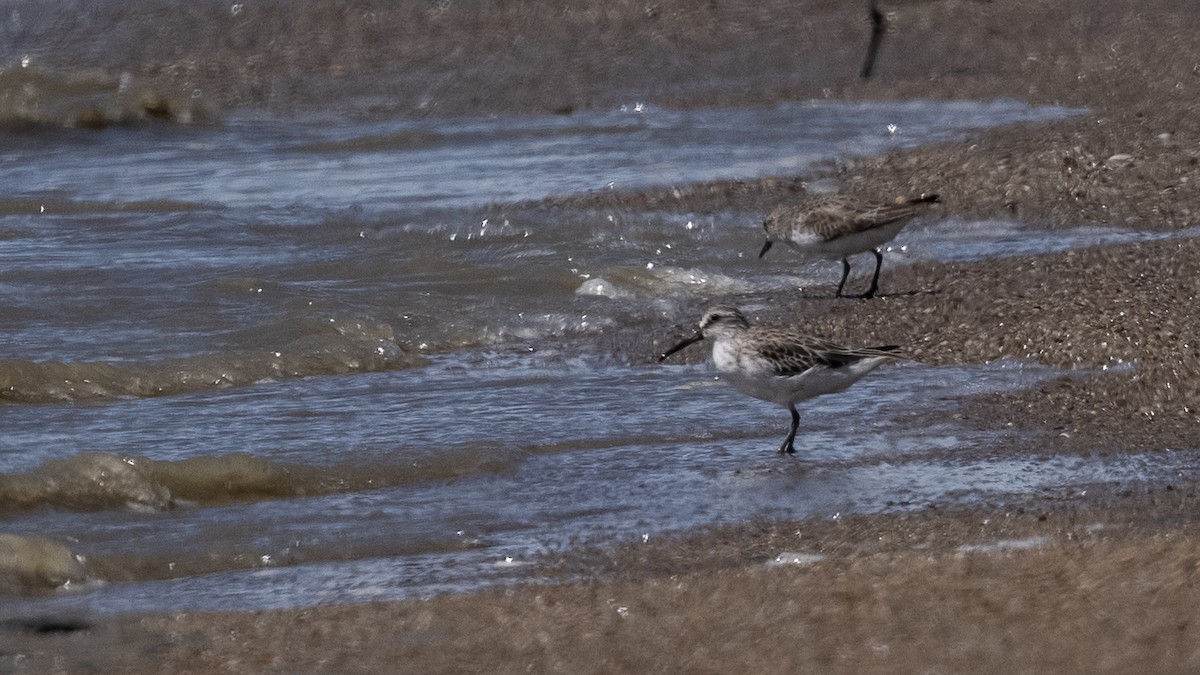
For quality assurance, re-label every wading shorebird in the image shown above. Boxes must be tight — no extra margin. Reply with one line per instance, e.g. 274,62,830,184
758,192,940,299
659,305,903,455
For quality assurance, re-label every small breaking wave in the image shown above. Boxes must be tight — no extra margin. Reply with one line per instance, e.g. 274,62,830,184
0,447,526,514
0,330,426,404
0,534,90,595
0,64,215,131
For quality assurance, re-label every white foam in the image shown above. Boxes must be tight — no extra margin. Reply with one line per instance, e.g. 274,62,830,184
957,536,1050,554
575,265,760,300
766,552,827,568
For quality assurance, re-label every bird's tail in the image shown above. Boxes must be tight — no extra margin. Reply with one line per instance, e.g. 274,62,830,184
870,344,916,362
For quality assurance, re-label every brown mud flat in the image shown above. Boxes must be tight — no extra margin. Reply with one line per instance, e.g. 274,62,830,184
7,0,1200,672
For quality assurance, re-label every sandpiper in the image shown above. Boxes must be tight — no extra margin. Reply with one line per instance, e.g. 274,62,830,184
758,193,940,299
659,305,903,455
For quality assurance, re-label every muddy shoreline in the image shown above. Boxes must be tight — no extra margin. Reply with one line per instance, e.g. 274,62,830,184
7,0,1200,671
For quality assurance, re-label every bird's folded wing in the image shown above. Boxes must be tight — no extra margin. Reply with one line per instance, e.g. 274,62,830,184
755,335,900,376
753,335,836,376
845,203,925,232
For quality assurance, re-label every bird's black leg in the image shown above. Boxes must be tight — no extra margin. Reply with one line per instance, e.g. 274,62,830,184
862,249,884,299
860,0,887,79
778,404,801,455
835,258,851,298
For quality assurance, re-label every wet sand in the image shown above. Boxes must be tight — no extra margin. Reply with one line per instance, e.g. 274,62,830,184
7,0,1200,671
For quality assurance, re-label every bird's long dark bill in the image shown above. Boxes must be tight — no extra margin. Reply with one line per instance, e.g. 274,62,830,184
758,239,773,258
658,333,704,362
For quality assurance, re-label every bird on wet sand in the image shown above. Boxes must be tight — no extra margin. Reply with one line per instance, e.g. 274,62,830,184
659,305,903,455
759,192,940,299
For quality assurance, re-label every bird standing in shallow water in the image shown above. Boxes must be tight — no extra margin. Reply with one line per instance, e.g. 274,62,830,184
659,305,903,455
759,193,940,299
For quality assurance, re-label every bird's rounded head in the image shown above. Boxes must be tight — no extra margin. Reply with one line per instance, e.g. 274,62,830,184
698,305,751,339
659,305,752,362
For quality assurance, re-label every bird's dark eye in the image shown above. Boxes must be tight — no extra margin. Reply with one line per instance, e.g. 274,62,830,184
761,220,770,232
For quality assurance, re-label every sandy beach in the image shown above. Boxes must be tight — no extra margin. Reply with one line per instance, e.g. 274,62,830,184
6,0,1200,671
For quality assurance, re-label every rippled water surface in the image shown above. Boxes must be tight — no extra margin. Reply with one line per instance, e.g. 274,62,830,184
7,96,1186,616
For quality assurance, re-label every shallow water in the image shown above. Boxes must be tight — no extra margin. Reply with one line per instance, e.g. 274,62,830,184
6,356,1197,617
4,95,1188,615
893,218,1200,264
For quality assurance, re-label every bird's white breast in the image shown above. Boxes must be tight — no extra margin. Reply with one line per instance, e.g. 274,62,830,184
786,221,905,261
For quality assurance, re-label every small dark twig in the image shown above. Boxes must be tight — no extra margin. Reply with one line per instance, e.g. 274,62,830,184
860,0,886,79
